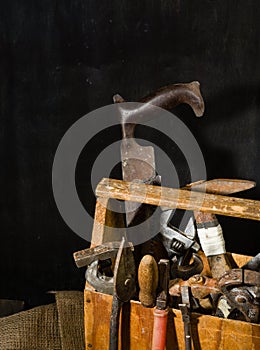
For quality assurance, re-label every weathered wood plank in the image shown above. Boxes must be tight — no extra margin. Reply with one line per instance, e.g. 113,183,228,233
91,197,125,247
84,287,260,350
96,178,260,221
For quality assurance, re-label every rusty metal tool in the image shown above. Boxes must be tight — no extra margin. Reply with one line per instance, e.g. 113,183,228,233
73,241,133,268
138,254,159,307
114,81,205,227
151,259,170,350
114,82,205,291
159,178,255,279
179,285,193,350
73,240,134,295
169,274,221,300
217,268,260,323
157,182,242,282
75,82,205,298
109,236,136,350
169,263,260,322
89,82,205,301
74,236,136,330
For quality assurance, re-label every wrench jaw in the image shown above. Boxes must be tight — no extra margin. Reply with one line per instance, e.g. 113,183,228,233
159,208,203,280
159,224,200,258
160,209,200,254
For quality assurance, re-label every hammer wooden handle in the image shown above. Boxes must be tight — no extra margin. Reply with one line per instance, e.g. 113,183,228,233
138,255,159,308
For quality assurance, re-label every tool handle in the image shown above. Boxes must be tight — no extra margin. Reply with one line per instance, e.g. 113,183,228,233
114,81,204,138
140,81,204,117
109,296,123,350
138,255,159,307
183,322,192,350
151,307,169,350
207,254,231,279
179,300,192,350
195,212,232,278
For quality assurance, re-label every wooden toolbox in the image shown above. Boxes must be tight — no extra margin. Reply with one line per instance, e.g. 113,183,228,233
84,252,259,350
83,179,260,349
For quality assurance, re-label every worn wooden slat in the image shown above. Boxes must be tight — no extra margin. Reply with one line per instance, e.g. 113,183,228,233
96,178,260,221
91,197,125,247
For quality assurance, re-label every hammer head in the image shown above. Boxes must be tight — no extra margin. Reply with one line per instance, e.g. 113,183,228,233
73,241,134,268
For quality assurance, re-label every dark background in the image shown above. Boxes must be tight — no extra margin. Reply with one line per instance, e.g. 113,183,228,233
0,0,259,307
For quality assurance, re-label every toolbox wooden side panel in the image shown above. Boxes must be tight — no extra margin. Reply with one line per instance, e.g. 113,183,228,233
91,197,125,247
84,252,259,350
84,290,260,350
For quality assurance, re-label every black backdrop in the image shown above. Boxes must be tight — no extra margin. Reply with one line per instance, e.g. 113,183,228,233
1,1,259,307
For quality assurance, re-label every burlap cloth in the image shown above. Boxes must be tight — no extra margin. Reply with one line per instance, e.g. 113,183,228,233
0,291,85,350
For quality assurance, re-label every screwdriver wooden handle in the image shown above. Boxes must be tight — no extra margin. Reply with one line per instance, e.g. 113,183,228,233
138,255,159,308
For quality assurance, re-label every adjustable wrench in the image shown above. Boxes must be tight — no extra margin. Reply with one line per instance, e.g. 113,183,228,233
159,208,203,279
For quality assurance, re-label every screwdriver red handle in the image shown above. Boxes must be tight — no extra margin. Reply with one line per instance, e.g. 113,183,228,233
151,307,169,350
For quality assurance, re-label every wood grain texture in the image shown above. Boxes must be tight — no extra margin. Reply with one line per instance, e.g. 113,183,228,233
91,197,125,247
138,255,158,307
84,253,259,350
84,289,260,350
96,178,260,221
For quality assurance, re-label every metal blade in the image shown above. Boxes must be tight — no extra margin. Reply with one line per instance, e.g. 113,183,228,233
183,179,256,195
113,237,136,302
